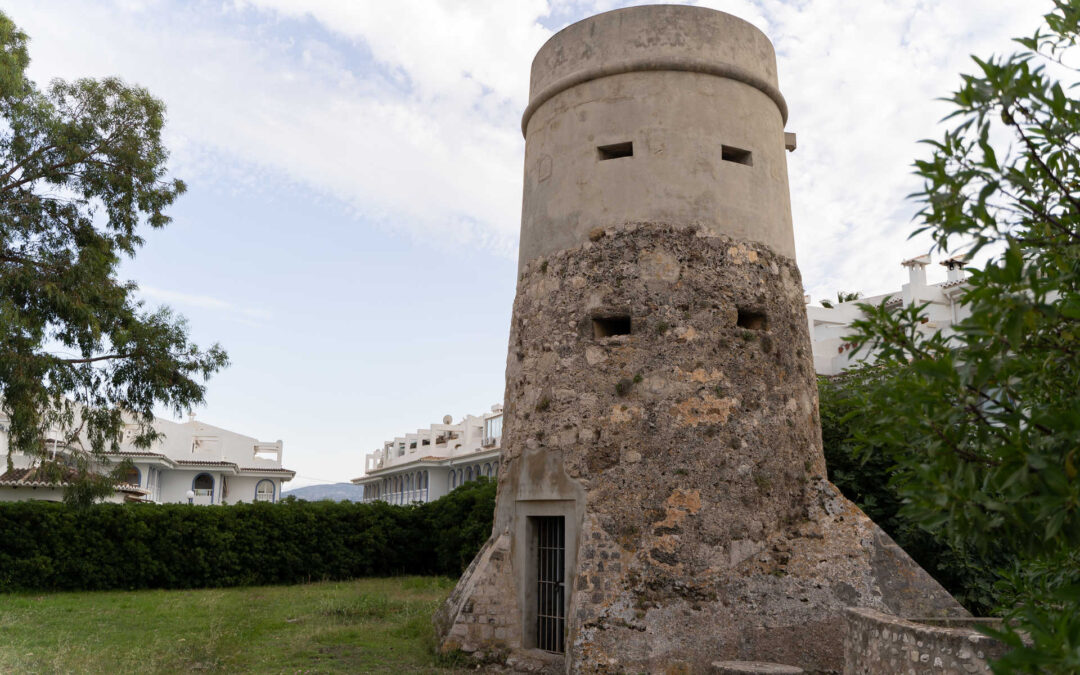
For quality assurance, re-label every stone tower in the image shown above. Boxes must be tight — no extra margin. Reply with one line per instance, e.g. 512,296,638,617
436,6,964,673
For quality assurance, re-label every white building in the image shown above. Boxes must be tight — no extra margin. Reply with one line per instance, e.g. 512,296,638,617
0,411,294,504
353,406,503,504
808,255,970,375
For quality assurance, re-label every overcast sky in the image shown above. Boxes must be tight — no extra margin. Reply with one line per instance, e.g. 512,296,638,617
4,0,1051,487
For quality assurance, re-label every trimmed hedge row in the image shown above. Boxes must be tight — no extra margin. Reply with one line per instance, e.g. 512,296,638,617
0,478,496,592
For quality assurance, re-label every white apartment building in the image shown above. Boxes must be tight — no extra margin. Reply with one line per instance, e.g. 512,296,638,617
353,405,503,504
0,412,294,504
808,255,970,375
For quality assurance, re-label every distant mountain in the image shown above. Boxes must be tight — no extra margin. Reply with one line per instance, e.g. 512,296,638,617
282,482,365,502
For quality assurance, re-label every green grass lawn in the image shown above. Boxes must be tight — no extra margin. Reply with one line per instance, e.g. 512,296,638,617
0,577,470,674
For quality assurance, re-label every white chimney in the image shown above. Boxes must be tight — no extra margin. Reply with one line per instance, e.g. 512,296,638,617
941,257,967,283
901,254,931,287
901,254,931,306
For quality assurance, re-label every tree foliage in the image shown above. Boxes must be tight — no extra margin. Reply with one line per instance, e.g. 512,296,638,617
0,11,227,491
843,2,1080,670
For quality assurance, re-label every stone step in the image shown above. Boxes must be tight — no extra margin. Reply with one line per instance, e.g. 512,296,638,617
711,661,805,675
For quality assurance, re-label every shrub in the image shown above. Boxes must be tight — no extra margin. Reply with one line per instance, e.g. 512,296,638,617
0,479,497,592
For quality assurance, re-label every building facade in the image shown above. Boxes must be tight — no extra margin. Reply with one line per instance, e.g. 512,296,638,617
0,412,294,504
352,406,503,504
808,255,969,375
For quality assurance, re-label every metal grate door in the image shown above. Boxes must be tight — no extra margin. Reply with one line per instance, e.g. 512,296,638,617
535,516,566,653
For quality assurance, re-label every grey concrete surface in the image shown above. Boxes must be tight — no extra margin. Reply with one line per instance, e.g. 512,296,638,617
519,5,795,270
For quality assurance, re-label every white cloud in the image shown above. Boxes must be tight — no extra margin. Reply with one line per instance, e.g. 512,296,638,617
8,0,545,254
242,0,550,106
5,0,1054,296
761,0,1051,299
139,285,271,323
3,0,1058,488
139,285,232,310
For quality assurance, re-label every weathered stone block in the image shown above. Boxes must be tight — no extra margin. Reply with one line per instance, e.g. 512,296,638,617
843,608,1008,675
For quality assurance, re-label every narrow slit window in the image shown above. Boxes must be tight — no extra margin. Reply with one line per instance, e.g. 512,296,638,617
737,308,767,330
597,141,633,161
593,315,631,338
722,145,753,166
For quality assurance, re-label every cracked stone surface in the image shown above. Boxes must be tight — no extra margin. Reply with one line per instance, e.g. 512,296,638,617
437,224,967,674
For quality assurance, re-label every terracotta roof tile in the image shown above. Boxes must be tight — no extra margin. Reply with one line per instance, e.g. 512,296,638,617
0,465,76,487
175,460,239,467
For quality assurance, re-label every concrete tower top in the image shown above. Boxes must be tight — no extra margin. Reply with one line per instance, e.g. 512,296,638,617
522,5,786,136
517,5,797,270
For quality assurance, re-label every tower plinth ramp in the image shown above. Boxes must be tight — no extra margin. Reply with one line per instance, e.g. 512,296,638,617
436,6,965,673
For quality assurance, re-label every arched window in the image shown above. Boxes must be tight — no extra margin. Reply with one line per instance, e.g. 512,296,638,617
484,463,491,477
474,464,481,480
255,480,275,503
450,471,457,490
457,468,463,484
493,461,499,477
192,473,214,500
122,466,141,487
465,466,473,482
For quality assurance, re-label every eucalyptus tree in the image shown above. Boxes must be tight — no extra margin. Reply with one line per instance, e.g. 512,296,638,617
0,12,227,503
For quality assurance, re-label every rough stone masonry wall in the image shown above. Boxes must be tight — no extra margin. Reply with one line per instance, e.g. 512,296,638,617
487,223,964,673
434,533,521,662
843,608,1008,674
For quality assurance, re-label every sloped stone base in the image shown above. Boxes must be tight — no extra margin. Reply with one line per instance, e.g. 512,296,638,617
435,532,521,660
565,480,964,673
438,478,964,673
